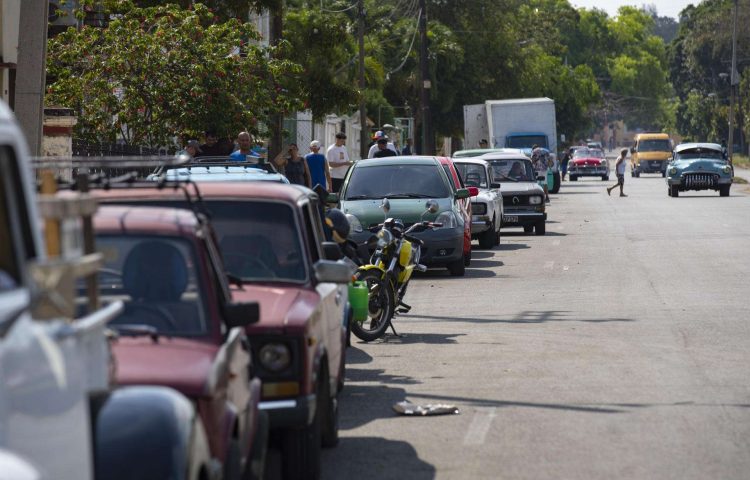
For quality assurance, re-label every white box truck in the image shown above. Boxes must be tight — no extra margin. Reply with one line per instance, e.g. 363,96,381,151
464,97,561,193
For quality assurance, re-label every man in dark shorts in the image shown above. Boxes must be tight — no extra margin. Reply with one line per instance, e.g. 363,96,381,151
607,148,628,197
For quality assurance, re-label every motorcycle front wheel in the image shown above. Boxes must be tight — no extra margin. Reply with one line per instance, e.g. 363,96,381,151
351,269,395,342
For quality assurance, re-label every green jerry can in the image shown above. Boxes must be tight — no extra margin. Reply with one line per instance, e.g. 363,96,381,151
348,281,369,323
546,168,554,190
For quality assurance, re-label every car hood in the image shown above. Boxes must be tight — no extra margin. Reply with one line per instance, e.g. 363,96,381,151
671,159,729,173
232,284,315,332
114,337,218,397
341,197,452,227
570,157,604,165
498,182,544,195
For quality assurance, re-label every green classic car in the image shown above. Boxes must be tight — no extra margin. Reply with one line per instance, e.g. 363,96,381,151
666,143,732,197
337,156,470,276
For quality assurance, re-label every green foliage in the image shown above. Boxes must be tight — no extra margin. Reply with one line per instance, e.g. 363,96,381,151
47,2,302,147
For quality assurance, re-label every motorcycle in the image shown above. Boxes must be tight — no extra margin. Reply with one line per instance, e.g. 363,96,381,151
350,199,441,342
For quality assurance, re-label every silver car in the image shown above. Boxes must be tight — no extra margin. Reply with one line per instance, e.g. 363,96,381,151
452,158,504,248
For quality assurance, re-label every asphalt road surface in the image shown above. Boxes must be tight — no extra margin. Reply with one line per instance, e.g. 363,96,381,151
321,169,750,479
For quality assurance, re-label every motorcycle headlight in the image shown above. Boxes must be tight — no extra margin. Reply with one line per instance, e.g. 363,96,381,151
669,167,677,175
345,213,363,233
529,195,542,205
259,343,291,372
435,211,458,229
722,165,732,174
376,229,393,247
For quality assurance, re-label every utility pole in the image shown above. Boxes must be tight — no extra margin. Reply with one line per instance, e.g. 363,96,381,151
14,0,49,156
418,0,432,155
727,0,739,163
268,2,284,163
358,0,367,159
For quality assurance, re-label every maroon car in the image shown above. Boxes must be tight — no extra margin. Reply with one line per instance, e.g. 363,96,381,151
439,156,479,266
98,183,354,480
91,205,267,480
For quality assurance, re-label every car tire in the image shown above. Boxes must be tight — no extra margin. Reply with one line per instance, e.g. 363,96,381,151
447,258,465,277
551,171,561,193
523,225,533,233
661,171,666,178
463,250,471,267
281,393,322,480
244,411,268,480
535,222,546,235
224,439,242,480
719,185,730,197
570,175,578,181
669,185,679,197
478,225,495,249
320,367,339,448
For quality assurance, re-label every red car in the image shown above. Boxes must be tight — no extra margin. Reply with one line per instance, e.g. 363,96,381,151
567,148,610,181
439,156,478,266
92,205,267,480
98,182,354,480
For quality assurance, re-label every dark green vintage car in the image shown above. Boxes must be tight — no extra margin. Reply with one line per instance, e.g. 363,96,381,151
666,143,732,197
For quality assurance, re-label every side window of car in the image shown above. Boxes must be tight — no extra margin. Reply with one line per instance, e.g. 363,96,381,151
300,201,322,263
0,147,33,289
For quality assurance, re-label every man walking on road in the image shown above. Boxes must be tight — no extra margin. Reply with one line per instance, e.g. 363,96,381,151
327,133,352,192
607,148,629,197
306,140,331,191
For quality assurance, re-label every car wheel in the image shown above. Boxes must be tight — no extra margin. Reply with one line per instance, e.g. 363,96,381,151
281,391,322,480
447,258,465,277
463,250,471,267
669,185,679,197
224,439,242,480
478,225,495,249
635,169,640,178
551,171,561,193
535,222,546,235
719,185,730,197
661,171,666,178
244,411,268,480
320,367,339,448
523,225,533,233
570,175,578,181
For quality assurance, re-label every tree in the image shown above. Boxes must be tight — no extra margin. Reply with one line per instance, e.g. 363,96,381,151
46,2,302,147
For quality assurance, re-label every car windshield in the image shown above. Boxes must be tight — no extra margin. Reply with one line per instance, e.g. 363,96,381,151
573,148,604,159
454,163,488,188
674,149,725,161
344,164,450,200
488,159,535,182
506,135,547,149
205,201,307,283
638,139,671,152
84,235,209,337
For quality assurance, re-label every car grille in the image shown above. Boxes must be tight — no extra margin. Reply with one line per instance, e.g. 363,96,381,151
502,195,530,207
683,173,717,189
472,203,487,215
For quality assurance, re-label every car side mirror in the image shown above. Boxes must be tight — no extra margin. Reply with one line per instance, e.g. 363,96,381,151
455,188,470,199
325,193,339,203
313,260,355,284
467,186,479,197
490,182,501,189
223,301,260,328
322,241,343,261
536,175,546,182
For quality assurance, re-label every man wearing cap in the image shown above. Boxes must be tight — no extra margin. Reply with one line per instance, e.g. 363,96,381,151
367,130,398,158
372,137,398,158
177,139,202,159
305,140,331,191
326,132,353,192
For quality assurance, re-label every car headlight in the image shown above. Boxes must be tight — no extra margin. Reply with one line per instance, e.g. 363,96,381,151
345,213,363,233
669,167,677,175
259,343,291,372
529,195,543,205
722,165,732,174
435,211,458,229
376,228,393,247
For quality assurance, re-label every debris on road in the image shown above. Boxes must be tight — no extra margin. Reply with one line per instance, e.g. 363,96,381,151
392,401,460,416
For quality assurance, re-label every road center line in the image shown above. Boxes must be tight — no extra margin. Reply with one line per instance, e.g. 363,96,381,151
463,407,497,446
544,261,555,270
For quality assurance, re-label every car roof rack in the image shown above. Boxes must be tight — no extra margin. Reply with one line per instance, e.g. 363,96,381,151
151,156,279,176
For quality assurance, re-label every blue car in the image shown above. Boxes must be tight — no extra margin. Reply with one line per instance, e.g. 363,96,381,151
666,143,732,197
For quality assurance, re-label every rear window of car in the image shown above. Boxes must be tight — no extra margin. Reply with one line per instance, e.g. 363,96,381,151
454,163,488,188
344,164,450,200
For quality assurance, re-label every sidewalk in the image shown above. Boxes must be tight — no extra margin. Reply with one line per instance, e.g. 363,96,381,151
733,166,750,182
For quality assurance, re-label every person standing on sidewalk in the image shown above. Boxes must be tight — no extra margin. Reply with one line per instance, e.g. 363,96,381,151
326,133,353,192
607,148,629,197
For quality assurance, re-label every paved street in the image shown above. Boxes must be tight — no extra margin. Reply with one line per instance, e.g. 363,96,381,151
322,171,750,479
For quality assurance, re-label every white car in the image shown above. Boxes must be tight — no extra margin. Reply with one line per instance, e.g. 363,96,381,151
452,158,504,248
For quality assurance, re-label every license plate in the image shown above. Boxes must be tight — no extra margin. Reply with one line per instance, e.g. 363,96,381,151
504,215,518,223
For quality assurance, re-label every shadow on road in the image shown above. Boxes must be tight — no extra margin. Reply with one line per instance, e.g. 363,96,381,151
467,258,504,269
345,345,374,365
400,310,635,324
494,240,531,249
405,392,625,414
345,367,422,386
416,269,509,280
322,437,436,480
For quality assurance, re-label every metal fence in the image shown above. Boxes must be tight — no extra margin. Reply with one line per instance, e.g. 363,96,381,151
70,139,170,178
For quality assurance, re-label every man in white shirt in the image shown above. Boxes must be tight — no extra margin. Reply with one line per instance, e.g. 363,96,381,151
326,132,353,192
367,130,398,158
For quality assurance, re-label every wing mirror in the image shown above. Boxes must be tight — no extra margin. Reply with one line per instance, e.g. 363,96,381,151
425,199,439,213
455,188,470,200
224,301,260,328
467,186,479,197
380,198,391,215
325,193,339,204
314,260,355,284
322,241,343,261
536,175,546,182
